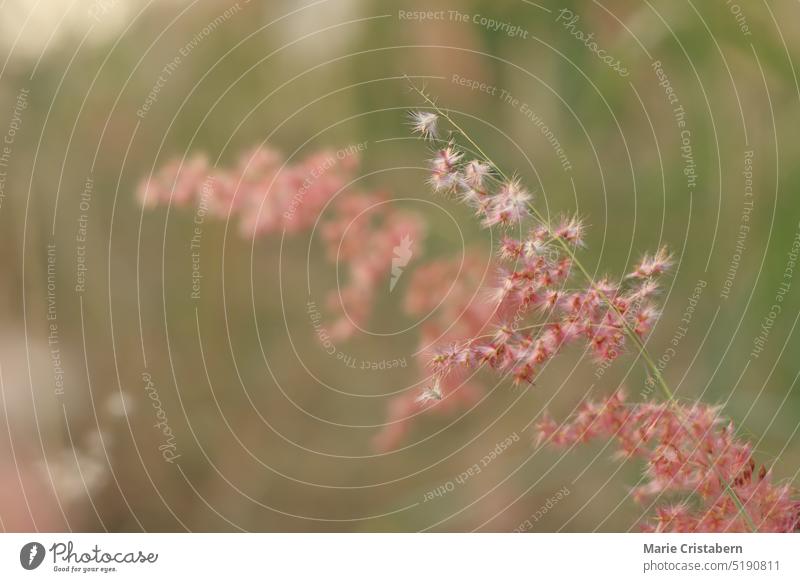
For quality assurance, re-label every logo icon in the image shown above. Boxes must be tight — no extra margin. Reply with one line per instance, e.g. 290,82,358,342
390,234,414,293
20,542,46,570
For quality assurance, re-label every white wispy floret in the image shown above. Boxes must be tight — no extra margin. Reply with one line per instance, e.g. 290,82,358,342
415,379,443,404
409,111,439,141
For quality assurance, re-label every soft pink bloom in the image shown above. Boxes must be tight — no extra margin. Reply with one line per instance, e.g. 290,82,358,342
138,146,358,238
628,247,673,279
428,146,463,192
480,180,531,228
536,390,800,532
463,159,492,189
373,255,495,451
553,215,585,247
321,192,425,339
138,153,210,208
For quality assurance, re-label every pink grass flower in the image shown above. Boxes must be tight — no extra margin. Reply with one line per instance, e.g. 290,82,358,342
428,146,463,192
536,390,800,532
628,246,673,279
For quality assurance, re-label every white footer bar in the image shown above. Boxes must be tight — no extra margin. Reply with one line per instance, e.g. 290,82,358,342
1,533,797,580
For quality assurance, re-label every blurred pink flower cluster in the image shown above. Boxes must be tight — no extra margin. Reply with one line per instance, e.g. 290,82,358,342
138,145,423,339
320,191,425,340
536,390,800,532
137,146,358,237
373,255,493,451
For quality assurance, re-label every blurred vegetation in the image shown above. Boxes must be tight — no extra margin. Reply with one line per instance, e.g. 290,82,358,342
0,0,798,531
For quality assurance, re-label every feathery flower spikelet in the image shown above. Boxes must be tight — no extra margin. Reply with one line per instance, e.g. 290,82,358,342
463,159,492,189
408,110,439,141
481,179,532,228
428,145,463,192
628,246,673,278
553,215,586,247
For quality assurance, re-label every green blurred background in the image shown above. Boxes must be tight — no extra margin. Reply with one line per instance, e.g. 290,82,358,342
0,0,798,531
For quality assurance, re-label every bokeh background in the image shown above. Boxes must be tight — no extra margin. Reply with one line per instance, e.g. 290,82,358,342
1,0,799,532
